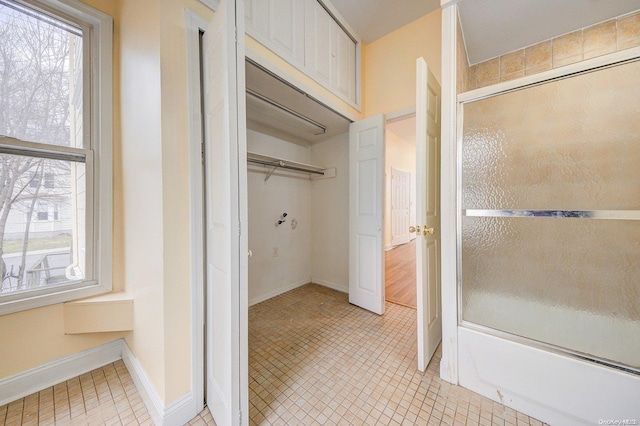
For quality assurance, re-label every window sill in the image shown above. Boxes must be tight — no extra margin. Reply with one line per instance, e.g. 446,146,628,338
0,281,110,316
64,292,134,334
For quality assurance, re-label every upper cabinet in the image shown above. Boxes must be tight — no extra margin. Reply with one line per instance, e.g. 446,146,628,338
269,0,305,65
245,0,360,108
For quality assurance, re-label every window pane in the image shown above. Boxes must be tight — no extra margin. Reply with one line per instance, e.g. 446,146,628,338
0,1,83,148
0,153,86,294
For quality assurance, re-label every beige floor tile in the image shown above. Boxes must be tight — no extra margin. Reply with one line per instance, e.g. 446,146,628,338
1,283,548,425
242,284,547,426
0,359,153,426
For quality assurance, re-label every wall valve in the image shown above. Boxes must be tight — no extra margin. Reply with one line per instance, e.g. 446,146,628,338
276,212,288,226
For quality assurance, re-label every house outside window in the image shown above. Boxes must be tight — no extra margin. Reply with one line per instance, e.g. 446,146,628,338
0,0,112,314
45,172,55,189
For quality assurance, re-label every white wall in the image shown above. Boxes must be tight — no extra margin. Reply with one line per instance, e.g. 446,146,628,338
247,130,312,305
310,133,350,293
247,129,350,302
384,129,416,249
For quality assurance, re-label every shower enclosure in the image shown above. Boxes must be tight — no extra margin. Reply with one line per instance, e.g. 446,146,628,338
460,58,640,372
455,54,640,423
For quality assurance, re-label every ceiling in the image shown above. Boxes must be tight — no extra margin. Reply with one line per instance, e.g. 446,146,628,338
327,0,640,64
328,0,440,43
458,0,640,64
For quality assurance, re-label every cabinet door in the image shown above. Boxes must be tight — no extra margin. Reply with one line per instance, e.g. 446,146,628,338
304,0,332,86
332,26,356,101
268,0,305,65
245,0,268,39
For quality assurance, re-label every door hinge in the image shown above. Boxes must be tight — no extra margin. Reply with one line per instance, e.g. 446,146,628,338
238,221,242,236
238,410,242,425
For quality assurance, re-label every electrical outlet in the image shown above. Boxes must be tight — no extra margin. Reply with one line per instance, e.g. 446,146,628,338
272,247,278,257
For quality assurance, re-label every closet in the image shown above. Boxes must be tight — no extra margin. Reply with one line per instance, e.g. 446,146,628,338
245,59,351,306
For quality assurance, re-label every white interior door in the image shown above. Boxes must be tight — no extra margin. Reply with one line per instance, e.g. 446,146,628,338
202,0,248,424
391,167,411,246
349,114,385,315
416,57,442,371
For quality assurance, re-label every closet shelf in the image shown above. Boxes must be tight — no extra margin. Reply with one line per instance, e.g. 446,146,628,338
247,151,327,181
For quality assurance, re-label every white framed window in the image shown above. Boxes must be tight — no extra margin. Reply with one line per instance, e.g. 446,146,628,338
0,0,112,315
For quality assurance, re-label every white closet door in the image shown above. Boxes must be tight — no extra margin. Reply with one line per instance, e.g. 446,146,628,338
332,27,356,101
349,114,385,315
202,0,248,424
304,0,332,86
268,0,305,65
244,0,268,38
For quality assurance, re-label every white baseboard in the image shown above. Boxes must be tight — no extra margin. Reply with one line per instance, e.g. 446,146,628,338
0,339,198,426
164,392,198,426
387,236,416,252
0,339,122,407
120,341,164,424
120,341,198,426
313,279,348,293
249,279,309,306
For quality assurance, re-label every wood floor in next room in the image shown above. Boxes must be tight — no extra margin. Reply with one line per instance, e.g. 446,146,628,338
385,239,417,308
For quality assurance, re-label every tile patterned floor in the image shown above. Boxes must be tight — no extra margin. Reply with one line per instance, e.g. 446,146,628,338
1,283,546,425
246,284,544,426
0,361,152,425
187,408,216,426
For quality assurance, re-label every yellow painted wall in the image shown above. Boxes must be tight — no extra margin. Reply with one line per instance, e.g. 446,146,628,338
0,0,212,407
158,0,212,402
118,0,212,403
0,0,129,382
118,0,166,400
363,8,442,117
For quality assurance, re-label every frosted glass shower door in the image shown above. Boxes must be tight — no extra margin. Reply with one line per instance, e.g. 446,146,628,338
460,59,640,372
456,57,640,425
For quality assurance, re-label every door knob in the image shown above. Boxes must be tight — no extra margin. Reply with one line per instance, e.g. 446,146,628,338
424,227,435,235
409,225,421,234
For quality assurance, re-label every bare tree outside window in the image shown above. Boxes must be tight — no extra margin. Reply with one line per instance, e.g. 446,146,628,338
0,1,84,292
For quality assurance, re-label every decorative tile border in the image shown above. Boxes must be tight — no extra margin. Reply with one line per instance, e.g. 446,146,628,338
466,10,640,90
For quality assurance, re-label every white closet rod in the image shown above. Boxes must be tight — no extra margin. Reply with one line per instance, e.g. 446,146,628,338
248,158,325,175
247,151,326,181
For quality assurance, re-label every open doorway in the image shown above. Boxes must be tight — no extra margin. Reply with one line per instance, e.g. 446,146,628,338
195,13,443,418
384,114,417,309
241,60,433,424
